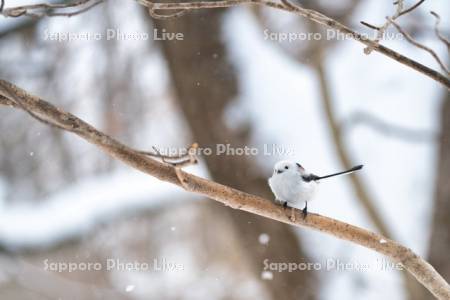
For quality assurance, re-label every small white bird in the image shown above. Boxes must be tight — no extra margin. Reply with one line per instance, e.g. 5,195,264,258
268,161,363,218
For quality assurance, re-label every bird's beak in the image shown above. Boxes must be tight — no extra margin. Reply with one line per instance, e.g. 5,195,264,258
276,170,283,174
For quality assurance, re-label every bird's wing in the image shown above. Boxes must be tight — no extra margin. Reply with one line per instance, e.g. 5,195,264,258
301,173,320,182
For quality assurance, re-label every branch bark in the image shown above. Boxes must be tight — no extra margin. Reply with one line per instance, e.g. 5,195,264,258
1,0,449,88
151,9,316,298
1,79,449,299
142,0,450,89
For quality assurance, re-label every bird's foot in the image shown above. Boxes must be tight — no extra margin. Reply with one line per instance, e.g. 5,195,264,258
302,202,308,220
283,201,288,208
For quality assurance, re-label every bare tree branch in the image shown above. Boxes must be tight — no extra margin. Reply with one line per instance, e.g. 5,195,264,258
149,0,450,88
146,2,188,20
1,0,449,88
0,94,16,107
359,0,450,88
398,0,426,17
430,11,450,50
343,111,438,143
139,144,199,167
363,0,404,54
362,0,425,54
136,144,198,162
1,0,103,18
47,0,103,17
360,21,380,31
390,19,449,75
0,79,449,300
361,1,449,78
1,84,194,164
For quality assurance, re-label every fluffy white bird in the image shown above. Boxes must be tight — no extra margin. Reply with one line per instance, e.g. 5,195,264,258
268,161,363,217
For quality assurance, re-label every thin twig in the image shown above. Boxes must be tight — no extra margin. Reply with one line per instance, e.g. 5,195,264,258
46,0,103,17
149,0,450,88
363,0,404,54
136,146,186,160
1,0,449,88
276,0,448,88
0,79,449,300
136,143,198,164
146,2,188,20
398,0,426,17
362,0,426,54
1,0,103,18
360,21,380,31
0,0,4,13
430,11,450,50
148,9,187,20
390,18,449,75
147,144,198,166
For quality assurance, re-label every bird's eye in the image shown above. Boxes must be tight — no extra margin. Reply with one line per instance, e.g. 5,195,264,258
285,166,289,170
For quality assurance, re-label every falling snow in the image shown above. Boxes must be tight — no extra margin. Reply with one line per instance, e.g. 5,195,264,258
258,233,270,245
125,285,135,292
261,271,273,280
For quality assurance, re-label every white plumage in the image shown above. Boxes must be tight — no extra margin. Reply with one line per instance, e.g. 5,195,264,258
268,160,317,209
268,160,363,215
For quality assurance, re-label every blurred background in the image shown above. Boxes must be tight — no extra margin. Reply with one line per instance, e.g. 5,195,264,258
0,0,449,299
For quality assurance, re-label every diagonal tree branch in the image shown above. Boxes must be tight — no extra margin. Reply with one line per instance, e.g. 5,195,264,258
1,0,449,89
362,0,405,54
389,19,449,75
0,79,449,299
145,0,450,89
362,0,426,54
398,0,425,17
430,11,450,50
1,0,103,17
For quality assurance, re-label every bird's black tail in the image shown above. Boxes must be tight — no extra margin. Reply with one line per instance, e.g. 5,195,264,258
315,165,363,180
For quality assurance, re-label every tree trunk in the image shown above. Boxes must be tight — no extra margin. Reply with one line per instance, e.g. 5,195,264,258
151,10,317,300
428,90,450,298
